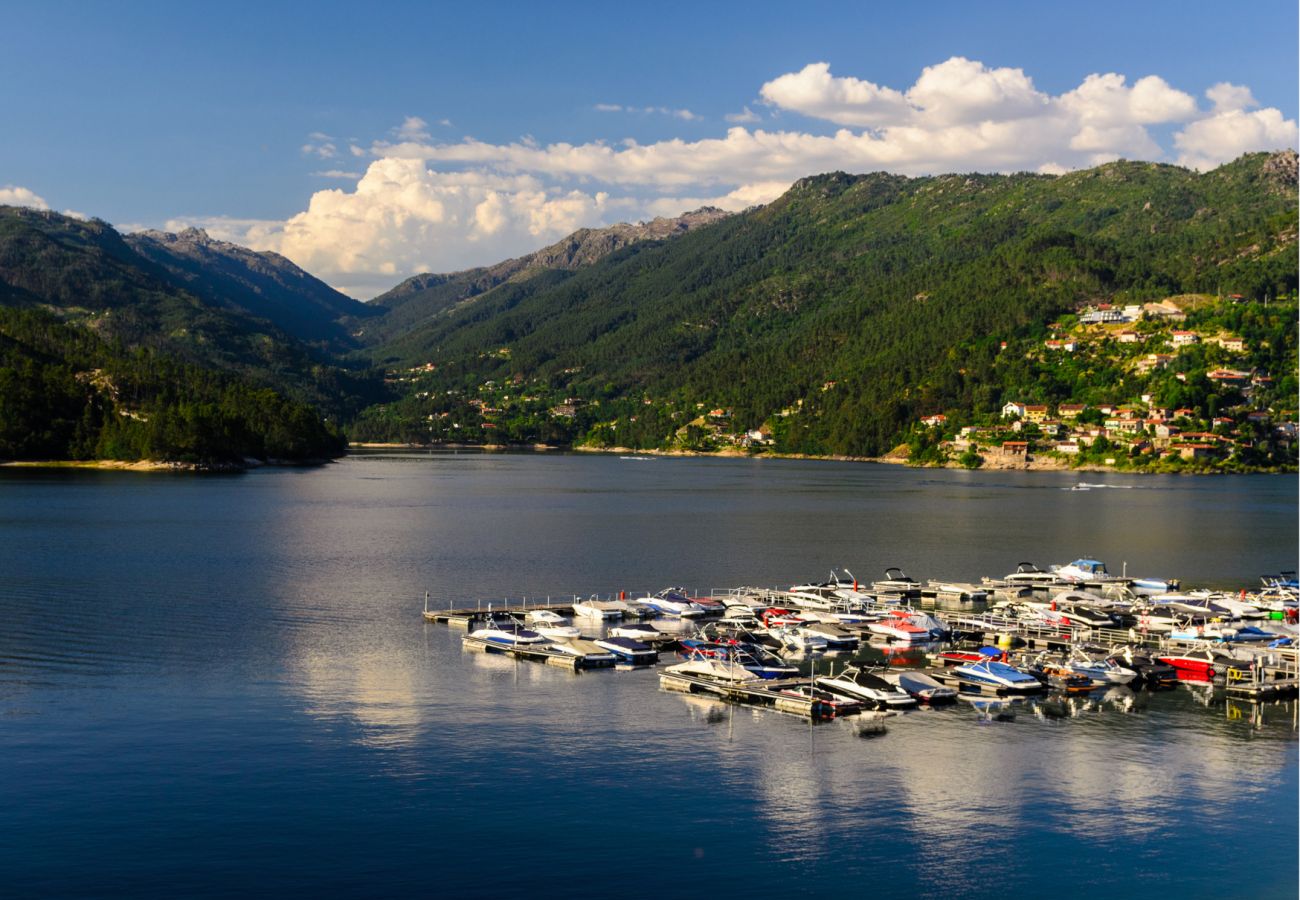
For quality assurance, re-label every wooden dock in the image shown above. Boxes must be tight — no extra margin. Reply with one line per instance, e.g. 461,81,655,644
659,672,838,720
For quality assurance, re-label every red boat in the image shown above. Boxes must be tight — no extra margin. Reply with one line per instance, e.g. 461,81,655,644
1158,648,1253,680
934,649,989,666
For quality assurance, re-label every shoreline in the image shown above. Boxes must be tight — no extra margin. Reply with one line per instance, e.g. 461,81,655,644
0,457,334,473
354,442,1293,475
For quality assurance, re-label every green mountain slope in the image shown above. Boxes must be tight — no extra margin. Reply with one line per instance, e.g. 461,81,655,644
125,227,377,350
359,152,1297,456
0,307,344,464
0,207,383,421
353,207,730,349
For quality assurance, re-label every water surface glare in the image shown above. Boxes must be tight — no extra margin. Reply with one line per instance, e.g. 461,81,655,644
1,453,1296,898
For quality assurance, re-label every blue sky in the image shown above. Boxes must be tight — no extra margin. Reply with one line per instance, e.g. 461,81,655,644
2,0,1296,296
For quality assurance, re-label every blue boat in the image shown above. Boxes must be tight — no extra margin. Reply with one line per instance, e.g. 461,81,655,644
953,659,1045,693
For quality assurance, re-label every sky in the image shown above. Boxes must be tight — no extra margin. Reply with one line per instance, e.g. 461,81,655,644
2,0,1296,298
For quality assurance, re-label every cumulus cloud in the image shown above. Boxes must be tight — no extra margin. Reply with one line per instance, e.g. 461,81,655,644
196,57,1293,297
0,185,49,209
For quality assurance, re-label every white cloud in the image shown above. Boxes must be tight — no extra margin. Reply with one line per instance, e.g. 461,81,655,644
0,185,49,209
311,169,363,179
595,103,699,120
1206,82,1257,113
1175,106,1297,170
907,57,1048,125
760,62,911,127
209,56,1293,298
301,132,338,159
725,106,761,124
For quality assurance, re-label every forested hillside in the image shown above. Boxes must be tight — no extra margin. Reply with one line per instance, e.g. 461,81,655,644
354,152,1297,457
0,308,344,464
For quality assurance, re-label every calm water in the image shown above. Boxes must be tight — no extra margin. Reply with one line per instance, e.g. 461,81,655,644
1,452,1296,898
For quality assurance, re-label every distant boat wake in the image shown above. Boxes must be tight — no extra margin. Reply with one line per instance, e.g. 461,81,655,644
620,456,655,461
1065,482,1135,491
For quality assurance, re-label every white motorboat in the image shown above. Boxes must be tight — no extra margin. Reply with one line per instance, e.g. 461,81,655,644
572,597,625,620
1003,562,1066,588
609,622,674,642
815,665,917,709
548,637,618,664
769,625,828,652
469,615,552,648
523,610,582,639
663,658,754,683
879,669,958,704
635,588,707,618
872,567,923,597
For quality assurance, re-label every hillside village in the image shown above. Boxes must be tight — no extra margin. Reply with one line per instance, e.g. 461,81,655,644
906,293,1296,472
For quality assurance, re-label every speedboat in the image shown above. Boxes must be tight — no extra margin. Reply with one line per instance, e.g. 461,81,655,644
777,684,865,718
815,665,917,709
927,581,989,603
951,659,1045,693
797,621,860,649
1053,559,1121,584
769,625,829,652
879,669,958,704
679,642,797,679
548,637,618,664
609,622,674,643
1158,647,1253,680
867,613,933,643
572,597,624,620
1062,649,1137,684
636,588,707,618
872,567,923,598
1023,659,1095,693
469,614,551,648
1104,646,1178,688
663,658,753,683
1003,562,1066,588
594,636,659,665
523,610,582,639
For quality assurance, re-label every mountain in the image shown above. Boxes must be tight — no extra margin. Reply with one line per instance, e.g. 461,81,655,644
352,152,1297,456
0,206,383,421
353,207,731,350
125,227,377,350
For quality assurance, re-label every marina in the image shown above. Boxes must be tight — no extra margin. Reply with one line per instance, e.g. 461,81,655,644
421,562,1300,723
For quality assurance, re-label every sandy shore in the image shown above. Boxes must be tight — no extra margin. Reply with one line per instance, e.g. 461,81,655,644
0,459,201,471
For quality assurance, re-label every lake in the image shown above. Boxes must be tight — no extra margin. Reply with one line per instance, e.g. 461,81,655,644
1,451,1296,898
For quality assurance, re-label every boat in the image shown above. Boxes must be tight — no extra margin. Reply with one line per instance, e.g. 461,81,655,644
1002,562,1066,588
523,610,582,639
815,665,918,709
872,567,923,598
572,597,625,620
777,684,866,718
927,581,989,603
1104,646,1178,688
663,658,754,684
468,614,552,648
636,588,707,618
769,625,829,652
547,637,619,665
878,669,958,704
951,658,1045,693
594,636,659,665
797,620,860,649
1023,659,1095,693
678,641,798,679
1053,559,1121,584
609,622,675,643
867,613,933,643
1060,648,1137,684
1157,647,1254,680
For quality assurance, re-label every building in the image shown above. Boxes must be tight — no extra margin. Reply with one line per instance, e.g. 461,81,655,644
1169,331,1199,346
1116,330,1141,344
1058,403,1087,419
1023,405,1049,423
1001,401,1027,419
920,414,947,427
